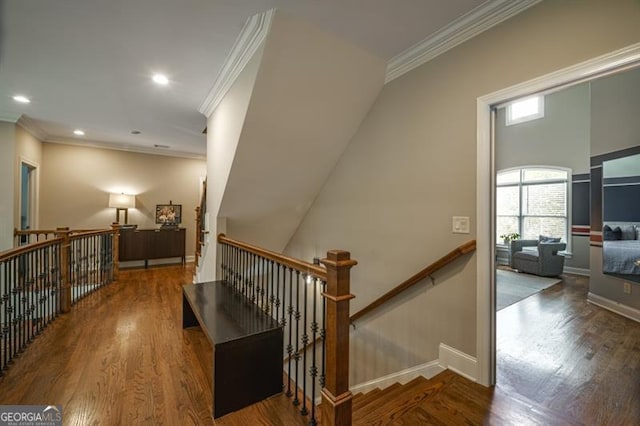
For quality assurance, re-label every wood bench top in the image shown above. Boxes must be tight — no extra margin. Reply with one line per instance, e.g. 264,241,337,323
182,281,281,346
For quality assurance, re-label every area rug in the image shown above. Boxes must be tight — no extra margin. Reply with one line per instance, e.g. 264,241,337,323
496,269,562,311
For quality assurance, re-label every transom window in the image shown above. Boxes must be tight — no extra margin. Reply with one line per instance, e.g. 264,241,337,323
506,95,544,126
497,167,569,244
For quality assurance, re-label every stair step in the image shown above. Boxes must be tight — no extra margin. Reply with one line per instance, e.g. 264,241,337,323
354,373,453,425
352,387,381,412
353,383,402,415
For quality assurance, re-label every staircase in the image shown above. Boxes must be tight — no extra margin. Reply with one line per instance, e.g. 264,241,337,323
351,370,458,425
216,367,580,424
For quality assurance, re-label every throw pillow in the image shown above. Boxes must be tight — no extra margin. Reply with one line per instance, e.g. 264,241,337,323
539,235,561,243
603,225,621,241
620,224,636,240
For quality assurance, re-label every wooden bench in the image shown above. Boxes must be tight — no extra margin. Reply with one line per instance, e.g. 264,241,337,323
182,281,283,418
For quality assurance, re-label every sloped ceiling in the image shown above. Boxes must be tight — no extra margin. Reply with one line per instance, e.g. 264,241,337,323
218,11,386,251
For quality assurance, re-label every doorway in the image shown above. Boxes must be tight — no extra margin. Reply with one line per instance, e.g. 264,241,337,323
475,43,640,387
19,160,38,244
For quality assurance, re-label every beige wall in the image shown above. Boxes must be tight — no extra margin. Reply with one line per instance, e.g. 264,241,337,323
14,124,43,230
0,122,16,251
40,143,206,258
285,0,640,386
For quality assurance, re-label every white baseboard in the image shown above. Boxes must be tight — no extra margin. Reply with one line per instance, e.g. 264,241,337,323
563,266,590,276
350,360,444,395
587,292,640,323
438,343,477,382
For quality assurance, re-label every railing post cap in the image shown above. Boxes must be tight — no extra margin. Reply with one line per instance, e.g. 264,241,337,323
321,250,358,268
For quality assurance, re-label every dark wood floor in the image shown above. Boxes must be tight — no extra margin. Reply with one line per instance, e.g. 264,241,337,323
0,267,638,425
497,272,640,425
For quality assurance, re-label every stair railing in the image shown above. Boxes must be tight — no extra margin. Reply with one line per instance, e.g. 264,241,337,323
218,234,356,426
0,225,118,375
350,240,476,323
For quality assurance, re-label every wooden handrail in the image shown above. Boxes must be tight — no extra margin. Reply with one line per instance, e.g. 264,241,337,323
218,233,327,280
0,237,64,261
68,228,115,241
349,240,476,323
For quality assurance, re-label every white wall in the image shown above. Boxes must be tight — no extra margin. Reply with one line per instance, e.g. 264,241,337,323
199,41,265,281
284,0,640,386
0,122,16,251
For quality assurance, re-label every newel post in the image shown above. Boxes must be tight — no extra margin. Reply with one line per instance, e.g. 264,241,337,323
111,223,120,281
320,250,357,426
55,227,72,313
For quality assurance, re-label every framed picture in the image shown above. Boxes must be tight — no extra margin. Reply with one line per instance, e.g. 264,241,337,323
155,204,182,225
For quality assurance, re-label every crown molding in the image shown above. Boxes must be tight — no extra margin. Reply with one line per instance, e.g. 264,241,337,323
44,137,205,161
385,0,542,83
198,9,275,117
16,115,49,141
0,113,21,123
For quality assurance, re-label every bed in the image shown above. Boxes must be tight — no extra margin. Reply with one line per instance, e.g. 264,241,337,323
603,240,640,275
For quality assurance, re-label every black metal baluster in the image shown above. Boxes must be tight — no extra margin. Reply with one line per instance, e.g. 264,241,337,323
293,270,301,406
286,267,294,397
275,263,281,323
309,277,319,425
259,257,264,310
236,247,241,291
14,254,21,355
251,254,257,303
269,260,275,318
1,261,7,372
300,273,309,416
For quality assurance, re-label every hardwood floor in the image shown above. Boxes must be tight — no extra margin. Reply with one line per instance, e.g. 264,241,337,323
1,267,638,425
0,265,214,425
497,273,640,425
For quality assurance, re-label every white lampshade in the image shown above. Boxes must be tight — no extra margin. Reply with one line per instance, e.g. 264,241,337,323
109,193,136,209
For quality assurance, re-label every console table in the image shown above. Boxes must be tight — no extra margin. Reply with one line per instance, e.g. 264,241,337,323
118,228,186,267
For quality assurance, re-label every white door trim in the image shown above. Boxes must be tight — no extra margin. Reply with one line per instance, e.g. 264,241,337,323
475,42,640,387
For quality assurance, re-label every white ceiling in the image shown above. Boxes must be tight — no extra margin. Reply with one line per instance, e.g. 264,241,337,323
0,0,490,158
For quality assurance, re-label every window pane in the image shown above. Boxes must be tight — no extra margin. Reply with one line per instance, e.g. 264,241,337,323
497,170,520,185
522,183,566,216
510,97,539,121
496,186,519,215
523,168,567,182
497,216,519,241
523,217,566,241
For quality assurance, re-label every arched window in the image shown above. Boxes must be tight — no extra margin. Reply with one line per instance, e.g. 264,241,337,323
497,167,570,245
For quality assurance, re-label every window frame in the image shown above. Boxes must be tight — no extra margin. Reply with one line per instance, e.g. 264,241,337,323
496,166,572,253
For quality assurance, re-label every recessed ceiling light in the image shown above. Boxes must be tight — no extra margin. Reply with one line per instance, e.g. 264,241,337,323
73,129,85,136
13,95,30,103
152,74,169,85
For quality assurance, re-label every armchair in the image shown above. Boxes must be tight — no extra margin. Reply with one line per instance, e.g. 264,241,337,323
509,239,566,277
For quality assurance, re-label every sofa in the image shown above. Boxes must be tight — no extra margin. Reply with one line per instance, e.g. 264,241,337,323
509,239,566,277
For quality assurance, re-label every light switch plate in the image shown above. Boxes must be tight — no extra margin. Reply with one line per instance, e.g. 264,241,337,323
452,216,470,234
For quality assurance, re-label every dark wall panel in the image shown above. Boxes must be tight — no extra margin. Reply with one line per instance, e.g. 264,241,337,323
572,181,590,225
604,185,640,222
